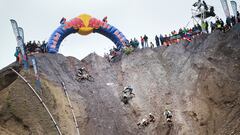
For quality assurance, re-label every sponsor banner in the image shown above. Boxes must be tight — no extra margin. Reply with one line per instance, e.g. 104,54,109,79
31,56,41,90
18,27,24,42
220,0,231,17
230,1,238,17
10,19,28,70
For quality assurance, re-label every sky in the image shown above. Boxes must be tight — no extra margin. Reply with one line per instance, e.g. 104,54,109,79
0,0,238,69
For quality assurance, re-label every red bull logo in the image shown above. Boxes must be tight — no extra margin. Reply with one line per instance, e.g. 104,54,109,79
64,18,85,30
89,18,105,29
47,14,129,53
63,14,109,35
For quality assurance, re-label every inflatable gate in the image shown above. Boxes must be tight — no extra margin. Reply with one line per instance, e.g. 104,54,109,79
47,14,129,53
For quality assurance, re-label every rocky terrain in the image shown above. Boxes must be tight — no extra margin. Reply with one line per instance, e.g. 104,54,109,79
0,25,240,135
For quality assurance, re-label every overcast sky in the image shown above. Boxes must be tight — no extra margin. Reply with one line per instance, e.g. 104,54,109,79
0,0,238,69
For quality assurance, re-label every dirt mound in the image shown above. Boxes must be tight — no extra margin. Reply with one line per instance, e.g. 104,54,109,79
0,24,240,135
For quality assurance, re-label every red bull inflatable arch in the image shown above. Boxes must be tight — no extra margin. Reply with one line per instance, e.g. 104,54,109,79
47,14,129,53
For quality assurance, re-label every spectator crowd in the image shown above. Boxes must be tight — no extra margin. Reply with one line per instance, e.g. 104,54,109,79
106,11,240,62
25,40,48,54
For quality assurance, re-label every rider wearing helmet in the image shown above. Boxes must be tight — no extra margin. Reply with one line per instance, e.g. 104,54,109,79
149,113,155,123
123,86,134,95
164,109,173,122
78,67,86,75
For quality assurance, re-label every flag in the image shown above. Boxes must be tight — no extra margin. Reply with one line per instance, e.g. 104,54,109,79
10,19,28,70
31,56,41,91
18,27,24,42
10,19,20,41
230,1,238,17
220,0,231,18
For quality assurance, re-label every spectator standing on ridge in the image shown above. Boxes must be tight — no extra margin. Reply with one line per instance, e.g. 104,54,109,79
155,35,160,47
220,19,224,28
159,34,164,46
37,41,41,47
28,41,38,53
201,21,207,33
237,11,240,22
210,21,215,32
231,16,236,26
178,28,184,37
197,23,202,33
150,42,154,48
133,38,139,48
183,27,188,35
226,17,232,28
164,34,169,46
192,25,197,33
140,36,144,48
205,21,209,33
216,18,222,31
40,41,47,53
129,39,133,46
143,35,148,47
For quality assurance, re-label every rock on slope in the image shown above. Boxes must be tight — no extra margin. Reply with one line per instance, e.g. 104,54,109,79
0,25,240,135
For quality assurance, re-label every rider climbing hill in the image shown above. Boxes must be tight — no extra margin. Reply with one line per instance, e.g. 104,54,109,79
164,109,173,122
123,86,135,96
76,67,94,82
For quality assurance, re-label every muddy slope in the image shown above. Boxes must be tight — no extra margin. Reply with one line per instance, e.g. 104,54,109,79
0,25,240,135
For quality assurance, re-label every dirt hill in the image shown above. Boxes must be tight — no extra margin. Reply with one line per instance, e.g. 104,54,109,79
0,25,240,135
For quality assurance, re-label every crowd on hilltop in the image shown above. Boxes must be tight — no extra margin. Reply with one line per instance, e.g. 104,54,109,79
25,40,48,54
14,40,48,64
106,12,240,62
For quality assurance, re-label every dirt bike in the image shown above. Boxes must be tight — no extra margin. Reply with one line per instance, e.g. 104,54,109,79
76,74,94,82
137,119,150,128
120,92,135,104
166,118,173,128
